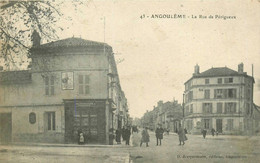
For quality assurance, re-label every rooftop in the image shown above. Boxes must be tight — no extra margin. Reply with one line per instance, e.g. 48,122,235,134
194,67,243,77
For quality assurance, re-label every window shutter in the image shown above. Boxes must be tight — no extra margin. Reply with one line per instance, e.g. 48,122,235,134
79,75,83,84
85,75,90,84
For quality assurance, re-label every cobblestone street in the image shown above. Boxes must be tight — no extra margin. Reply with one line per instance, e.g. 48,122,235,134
130,131,260,163
1,131,260,163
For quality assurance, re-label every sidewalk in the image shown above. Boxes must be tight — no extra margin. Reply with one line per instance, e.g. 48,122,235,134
0,133,138,148
0,141,131,148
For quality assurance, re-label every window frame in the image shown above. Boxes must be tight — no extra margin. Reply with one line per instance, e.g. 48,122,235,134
203,119,210,129
204,89,210,99
217,103,223,113
78,74,90,95
202,103,213,114
217,78,222,84
45,76,55,96
46,112,56,131
224,102,237,114
205,79,210,84
227,119,234,131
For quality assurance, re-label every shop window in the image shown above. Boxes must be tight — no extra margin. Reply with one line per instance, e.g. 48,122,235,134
29,112,36,124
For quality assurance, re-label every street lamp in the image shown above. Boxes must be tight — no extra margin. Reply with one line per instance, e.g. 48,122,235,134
182,93,185,118
182,93,185,127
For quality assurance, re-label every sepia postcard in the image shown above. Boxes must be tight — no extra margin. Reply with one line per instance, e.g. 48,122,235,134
0,0,259,162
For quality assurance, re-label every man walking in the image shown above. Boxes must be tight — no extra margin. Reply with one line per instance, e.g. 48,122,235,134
211,128,215,136
125,126,131,145
202,128,207,139
155,124,164,146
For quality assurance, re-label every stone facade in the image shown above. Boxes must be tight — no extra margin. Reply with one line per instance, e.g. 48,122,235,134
141,100,182,133
0,37,128,144
184,63,256,135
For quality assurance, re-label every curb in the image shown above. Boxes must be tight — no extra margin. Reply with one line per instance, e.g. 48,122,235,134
0,142,130,148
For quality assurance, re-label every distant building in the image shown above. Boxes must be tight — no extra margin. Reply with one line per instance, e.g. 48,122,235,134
0,37,128,144
184,63,255,135
141,100,182,132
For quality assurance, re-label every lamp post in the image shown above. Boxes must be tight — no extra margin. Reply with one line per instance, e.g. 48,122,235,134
182,93,185,126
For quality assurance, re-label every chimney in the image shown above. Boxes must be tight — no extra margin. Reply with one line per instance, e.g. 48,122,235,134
31,30,41,47
193,64,200,76
238,63,244,73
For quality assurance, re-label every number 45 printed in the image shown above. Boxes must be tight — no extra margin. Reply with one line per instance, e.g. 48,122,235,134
140,14,146,19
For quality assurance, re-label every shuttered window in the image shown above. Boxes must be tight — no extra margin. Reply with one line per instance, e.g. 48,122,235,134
79,75,90,95
45,76,54,95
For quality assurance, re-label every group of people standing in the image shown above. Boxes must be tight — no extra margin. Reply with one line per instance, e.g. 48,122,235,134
115,126,131,145
139,124,188,147
202,128,219,139
140,124,164,147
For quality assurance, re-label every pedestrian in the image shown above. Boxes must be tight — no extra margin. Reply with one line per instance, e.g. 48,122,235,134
115,128,121,144
155,124,164,146
125,126,131,145
140,127,150,147
211,128,215,136
202,128,207,139
166,128,170,135
216,130,219,136
122,126,126,141
178,125,187,145
184,128,188,134
77,129,84,145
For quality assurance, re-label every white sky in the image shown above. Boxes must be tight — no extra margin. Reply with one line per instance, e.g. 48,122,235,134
55,0,260,118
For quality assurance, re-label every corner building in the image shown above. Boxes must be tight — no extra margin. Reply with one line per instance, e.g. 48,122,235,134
0,37,128,144
184,63,254,135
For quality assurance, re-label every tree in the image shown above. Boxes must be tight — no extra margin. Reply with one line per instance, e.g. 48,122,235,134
0,0,84,70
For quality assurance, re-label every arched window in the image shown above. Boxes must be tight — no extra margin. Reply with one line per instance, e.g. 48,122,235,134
29,112,36,124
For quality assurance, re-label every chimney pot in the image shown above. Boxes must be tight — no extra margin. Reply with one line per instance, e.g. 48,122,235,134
238,63,244,73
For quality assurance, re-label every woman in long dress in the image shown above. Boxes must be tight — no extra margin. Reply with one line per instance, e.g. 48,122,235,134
178,125,187,145
140,127,150,147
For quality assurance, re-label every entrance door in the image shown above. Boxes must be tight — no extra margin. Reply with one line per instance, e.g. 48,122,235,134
0,113,12,143
216,119,223,133
74,108,98,143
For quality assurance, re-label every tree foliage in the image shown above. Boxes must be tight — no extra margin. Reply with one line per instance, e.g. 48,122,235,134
0,0,84,70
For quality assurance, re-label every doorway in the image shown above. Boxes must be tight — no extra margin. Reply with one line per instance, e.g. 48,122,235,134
0,113,12,143
216,119,223,133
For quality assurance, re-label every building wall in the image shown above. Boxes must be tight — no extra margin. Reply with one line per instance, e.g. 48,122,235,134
184,73,254,135
0,43,127,144
0,105,64,143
